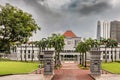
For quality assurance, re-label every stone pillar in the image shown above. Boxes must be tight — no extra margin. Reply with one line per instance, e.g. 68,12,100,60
44,51,54,75
90,48,101,76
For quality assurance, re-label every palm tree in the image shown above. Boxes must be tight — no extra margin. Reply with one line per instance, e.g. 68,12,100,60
85,38,95,48
35,41,42,61
41,38,48,51
76,41,90,67
49,34,65,66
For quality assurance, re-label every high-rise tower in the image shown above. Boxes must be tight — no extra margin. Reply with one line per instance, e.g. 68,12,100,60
97,21,101,40
110,21,120,42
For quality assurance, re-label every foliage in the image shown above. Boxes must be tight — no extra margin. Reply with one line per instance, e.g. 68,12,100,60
106,38,118,48
78,64,89,70
49,34,65,66
49,34,65,53
76,41,90,53
85,38,95,48
0,3,40,52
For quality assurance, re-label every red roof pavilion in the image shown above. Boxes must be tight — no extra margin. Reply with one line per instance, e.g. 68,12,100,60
63,30,77,38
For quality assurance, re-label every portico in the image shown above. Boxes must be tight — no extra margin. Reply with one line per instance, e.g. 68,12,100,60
60,52,80,63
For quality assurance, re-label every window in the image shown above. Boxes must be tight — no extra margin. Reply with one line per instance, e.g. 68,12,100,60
24,50,26,53
28,54,30,59
28,50,30,53
67,41,72,45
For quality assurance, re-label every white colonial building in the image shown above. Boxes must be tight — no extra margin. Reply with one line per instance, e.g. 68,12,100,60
60,30,81,62
10,30,120,62
10,30,82,62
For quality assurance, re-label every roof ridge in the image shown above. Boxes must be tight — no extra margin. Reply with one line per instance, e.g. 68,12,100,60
63,30,77,38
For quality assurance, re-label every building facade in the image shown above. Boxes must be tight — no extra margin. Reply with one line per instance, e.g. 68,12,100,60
10,30,82,62
10,30,120,62
97,21,110,40
97,20,120,42
60,30,82,62
110,21,120,42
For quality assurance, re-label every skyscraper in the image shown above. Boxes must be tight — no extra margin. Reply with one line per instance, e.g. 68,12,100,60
97,21,101,40
102,21,110,39
110,21,120,42
97,21,110,40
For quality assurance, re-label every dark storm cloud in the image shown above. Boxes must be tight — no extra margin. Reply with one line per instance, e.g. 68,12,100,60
67,0,112,15
0,0,119,40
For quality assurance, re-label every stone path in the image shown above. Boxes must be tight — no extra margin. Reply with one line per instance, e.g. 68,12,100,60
95,74,120,80
52,62,93,80
0,74,44,80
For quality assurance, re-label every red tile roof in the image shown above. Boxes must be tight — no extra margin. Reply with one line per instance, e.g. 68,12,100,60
63,30,77,38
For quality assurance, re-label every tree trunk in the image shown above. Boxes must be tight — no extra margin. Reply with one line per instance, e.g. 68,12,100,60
55,51,57,66
111,48,113,62
80,53,81,64
85,52,87,67
20,45,22,61
25,44,27,62
105,47,107,63
31,43,33,62
38,47,41,61
82,53,84,66
57,52,61,66
115,47,117,62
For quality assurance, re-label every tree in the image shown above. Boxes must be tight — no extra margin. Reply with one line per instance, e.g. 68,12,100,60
49,34,65,66
85,38,94,47
35,41,42,61
76,41,90,67
0,3,40,52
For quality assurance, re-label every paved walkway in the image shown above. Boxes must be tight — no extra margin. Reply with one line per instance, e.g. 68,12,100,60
95,74,120,80
52,62,93,80
0,74,44,80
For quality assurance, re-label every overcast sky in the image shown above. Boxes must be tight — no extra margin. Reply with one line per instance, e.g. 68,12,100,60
0,0,120,41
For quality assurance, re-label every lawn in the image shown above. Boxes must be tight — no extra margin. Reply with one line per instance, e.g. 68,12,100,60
102,62,120,74
0,61,39,75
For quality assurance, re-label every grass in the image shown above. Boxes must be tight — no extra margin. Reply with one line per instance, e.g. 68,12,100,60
0,61,39,75
102,62,120,74
78,64,89,70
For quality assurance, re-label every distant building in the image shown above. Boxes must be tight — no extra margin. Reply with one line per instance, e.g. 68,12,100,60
110,21,120,42
96,21,110,40
97,21,101,40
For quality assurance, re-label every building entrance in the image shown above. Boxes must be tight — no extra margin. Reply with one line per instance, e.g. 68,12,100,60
61,55,78,62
